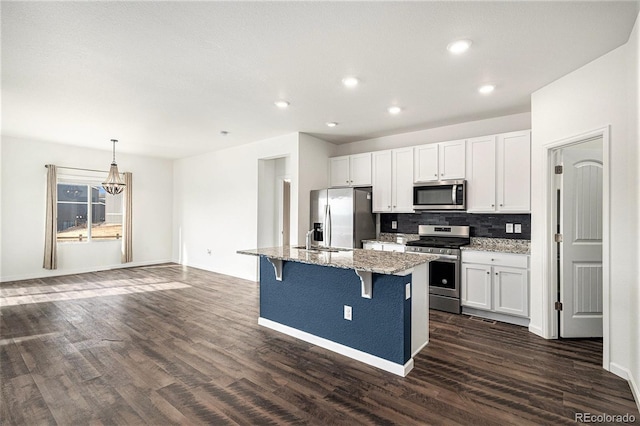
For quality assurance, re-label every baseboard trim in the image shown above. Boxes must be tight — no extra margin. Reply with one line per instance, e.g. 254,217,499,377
528,324,545,338
258,317,413,377
412,339,429,358
0,259,173,283
609,362,640,412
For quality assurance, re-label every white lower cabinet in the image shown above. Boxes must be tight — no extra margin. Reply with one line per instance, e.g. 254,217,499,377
461,251,529,320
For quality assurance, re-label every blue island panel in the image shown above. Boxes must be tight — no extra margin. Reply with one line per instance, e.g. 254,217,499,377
259,257,411,365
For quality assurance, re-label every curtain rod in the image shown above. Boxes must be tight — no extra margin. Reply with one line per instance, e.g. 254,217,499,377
45,165,108,174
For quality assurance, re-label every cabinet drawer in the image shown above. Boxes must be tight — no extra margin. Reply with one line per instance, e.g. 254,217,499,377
462,250,528,269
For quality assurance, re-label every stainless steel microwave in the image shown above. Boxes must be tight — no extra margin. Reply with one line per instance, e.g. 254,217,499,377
413,180,466,210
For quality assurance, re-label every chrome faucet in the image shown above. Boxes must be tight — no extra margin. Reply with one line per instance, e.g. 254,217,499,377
306,229,314,250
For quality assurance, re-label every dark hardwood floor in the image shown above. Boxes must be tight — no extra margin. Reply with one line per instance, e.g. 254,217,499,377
1,264,638,425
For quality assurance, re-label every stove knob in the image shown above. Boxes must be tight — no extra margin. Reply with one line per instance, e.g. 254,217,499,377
439,249,445,254
447,249,452,255
428,248,433,253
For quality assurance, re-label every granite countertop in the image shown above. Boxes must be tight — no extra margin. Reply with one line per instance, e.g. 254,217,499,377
462,238,530,255
362,233,419,245
237,246,438,275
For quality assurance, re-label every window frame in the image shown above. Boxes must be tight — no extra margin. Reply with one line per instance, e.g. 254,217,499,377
56,172,123,244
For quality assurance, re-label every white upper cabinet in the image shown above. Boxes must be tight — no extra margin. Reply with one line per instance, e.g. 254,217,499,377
372,148,414,213
414,139,465,183
466,135,497,212
391,148,414,212
329,153,372,187
439,140,466,180
413,144,439,182
466,130,531,213
497,131,531,212
372,150,392,212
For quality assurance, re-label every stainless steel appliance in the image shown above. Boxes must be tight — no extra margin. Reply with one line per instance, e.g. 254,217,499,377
310,187,376,249
413,179,466,210
405,225,470,314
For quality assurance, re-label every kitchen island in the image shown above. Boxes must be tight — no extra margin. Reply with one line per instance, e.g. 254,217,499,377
237,246,437,376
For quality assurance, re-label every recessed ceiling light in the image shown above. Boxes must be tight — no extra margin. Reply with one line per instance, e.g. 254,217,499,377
387,106,402,115
342,77,359,88
274,100,290,108
478,84,495,94
326,122,338,128
447,39,472,54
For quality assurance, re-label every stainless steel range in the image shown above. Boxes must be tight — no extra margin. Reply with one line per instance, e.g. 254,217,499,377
405,225,470,314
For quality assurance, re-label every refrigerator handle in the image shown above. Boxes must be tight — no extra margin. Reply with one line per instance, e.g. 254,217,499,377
326,204,332,246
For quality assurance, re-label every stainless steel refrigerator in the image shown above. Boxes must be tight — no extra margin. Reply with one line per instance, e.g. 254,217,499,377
309,187,376,249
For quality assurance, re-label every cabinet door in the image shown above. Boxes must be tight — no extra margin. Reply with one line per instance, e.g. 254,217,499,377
466,136,497,212
461,263,492,310
372,151,392,213
497,131,531,212
413,144,439,183
330,156,351,187
349,153,372,186
392,148,414,212
493,266,528,317
439,140,466,180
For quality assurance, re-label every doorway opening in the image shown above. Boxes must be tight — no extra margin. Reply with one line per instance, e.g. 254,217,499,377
257,156,291,249
545,127,609,369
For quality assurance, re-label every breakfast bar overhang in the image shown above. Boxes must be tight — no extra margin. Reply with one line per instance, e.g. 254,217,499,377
238,246,437,376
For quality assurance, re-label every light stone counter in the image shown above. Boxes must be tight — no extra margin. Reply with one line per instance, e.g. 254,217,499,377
238,246,437,275
462,238,530,255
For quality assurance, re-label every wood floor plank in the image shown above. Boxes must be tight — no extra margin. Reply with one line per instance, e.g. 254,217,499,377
1,263,638,425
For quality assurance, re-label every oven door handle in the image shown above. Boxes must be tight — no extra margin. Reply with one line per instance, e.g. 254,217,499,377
409,252,459,261
451,184,457,204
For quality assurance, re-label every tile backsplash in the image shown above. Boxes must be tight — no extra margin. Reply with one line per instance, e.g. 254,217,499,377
380,212,531,240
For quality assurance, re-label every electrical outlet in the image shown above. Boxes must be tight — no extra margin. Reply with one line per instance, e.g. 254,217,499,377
207,249,212,255
514,224,522,234
405,283,411,300
506,223,514,234
391,220,398,230
344,305,352,321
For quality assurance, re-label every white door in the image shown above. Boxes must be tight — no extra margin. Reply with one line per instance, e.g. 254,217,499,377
559,142,603,338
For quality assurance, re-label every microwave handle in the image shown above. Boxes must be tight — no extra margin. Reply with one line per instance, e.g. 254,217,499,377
451,184,457,204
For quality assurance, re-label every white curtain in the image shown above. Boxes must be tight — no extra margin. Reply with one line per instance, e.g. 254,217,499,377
43,164,57,269
122,172,133,263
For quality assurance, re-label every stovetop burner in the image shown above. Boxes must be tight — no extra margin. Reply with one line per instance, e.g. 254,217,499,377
406,237,470,249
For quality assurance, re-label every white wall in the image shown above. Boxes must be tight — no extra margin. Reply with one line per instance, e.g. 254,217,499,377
298,133,336,242
531,11,639,396
0,136,174,281
172,133,301,282
334,112,531,155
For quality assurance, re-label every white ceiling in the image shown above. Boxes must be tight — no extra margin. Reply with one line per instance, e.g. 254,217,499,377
2,1,639,159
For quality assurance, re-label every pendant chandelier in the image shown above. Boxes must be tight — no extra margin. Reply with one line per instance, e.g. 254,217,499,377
102,139,126,195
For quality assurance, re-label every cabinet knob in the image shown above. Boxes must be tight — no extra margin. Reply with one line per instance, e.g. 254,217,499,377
393,205,396,208
499,204,503,207
495,272,499,276
388,205,391,208
441,173,444,176
434,174,437,177
491,204,495,207
346,180,349,183
486,271,490,275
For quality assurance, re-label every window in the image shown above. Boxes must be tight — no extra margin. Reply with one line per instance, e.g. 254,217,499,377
57,183,123,242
